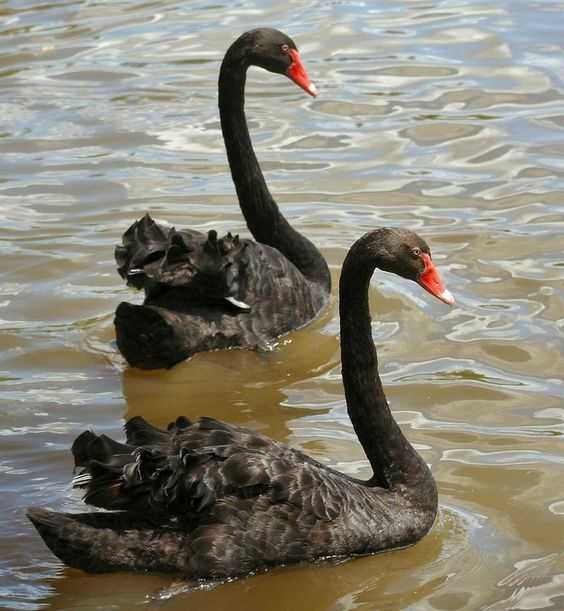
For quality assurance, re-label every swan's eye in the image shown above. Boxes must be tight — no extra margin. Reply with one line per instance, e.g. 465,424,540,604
411,247,422,258
281,44,290,54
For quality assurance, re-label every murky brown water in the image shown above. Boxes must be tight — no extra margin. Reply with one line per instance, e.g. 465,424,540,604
2,0,564,609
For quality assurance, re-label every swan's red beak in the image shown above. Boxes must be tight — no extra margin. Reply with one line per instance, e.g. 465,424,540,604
287,49,318,97
418,253,455,305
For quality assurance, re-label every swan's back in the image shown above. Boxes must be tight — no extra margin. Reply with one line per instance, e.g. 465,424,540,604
114,215,328,368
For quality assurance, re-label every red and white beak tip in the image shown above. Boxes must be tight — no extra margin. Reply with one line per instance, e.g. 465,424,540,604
436,288,455,306
418,253,455,306
286,49,318,97
307,82,318,97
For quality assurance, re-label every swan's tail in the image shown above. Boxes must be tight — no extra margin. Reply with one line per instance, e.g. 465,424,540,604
70,417,191,513
27,507,188,574
114,302,189,369
28,418,197,573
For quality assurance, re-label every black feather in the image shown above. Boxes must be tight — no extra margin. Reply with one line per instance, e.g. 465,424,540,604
124,416,169,447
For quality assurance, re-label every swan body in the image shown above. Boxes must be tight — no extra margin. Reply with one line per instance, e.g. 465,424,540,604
115,215,328,368
115,29,330,369
29,228,454,578
28,416,432,577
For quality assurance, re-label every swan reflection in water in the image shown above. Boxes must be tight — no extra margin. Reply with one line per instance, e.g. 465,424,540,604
121,306,339,440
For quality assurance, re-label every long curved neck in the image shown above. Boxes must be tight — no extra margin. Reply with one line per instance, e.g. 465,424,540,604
218,50,330,291
339,238,434,496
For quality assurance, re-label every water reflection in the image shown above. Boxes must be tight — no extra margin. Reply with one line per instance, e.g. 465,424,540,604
121,308,340,439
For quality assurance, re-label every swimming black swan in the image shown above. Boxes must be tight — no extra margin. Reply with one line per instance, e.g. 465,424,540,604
28,228,454,577
114,28,330,369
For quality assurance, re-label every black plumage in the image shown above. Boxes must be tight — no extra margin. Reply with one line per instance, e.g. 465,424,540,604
114,29,330,369
28,228,453,579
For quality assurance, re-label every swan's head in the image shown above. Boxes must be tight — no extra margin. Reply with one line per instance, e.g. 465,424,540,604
355,228,455,305
238,28,318,97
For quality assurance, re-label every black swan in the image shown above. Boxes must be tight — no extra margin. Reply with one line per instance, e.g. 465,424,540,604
28,228,454,577
114,28,330,369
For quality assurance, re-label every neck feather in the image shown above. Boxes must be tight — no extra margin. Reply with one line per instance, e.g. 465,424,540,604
339,237,434,496
217,51,330,291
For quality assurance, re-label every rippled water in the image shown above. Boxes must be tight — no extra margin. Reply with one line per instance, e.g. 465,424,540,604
2,0,564,609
